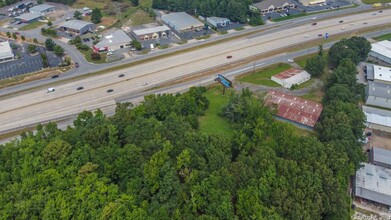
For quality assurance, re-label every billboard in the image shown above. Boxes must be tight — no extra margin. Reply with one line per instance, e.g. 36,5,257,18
215,74,233,88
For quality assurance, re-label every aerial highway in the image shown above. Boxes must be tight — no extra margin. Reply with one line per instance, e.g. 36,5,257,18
0,9,390,134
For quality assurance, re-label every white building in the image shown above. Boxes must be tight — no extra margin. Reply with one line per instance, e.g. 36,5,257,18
370,40,391,64
0,41,14,63
271,68,311,89
299,0,326,6
93,30,132,52
355,163,391,207
206,17,230,28
162,12,204,32
363,105,391,132
368,64,391,83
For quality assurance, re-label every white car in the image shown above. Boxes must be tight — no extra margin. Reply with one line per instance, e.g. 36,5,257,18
288,59,294,63
312,17,317,20
108,49,115,52
142,82,148,86
46,88,55,93
304,35,309,38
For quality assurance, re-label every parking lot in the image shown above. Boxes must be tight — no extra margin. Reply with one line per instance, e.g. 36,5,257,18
0,42,61,79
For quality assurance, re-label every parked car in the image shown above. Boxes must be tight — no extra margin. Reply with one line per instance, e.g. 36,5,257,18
15,32,20,35
75,62,79,68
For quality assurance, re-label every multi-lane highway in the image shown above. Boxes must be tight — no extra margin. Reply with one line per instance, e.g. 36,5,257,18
0,9,391,134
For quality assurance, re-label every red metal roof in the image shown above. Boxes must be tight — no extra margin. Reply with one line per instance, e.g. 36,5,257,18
264,90,323,128
273,68,304,79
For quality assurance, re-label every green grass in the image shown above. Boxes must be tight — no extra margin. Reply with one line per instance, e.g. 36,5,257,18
362,0,391,3
199,86,234,137
273,13,307,22
373,33,391,41
127,9,154,26
238,63,291,87
234,27,245,31
81,48,107,64
296,78,315,89
19,21,45,30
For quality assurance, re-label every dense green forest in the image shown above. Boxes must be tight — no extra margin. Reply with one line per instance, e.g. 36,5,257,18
0,37,370,219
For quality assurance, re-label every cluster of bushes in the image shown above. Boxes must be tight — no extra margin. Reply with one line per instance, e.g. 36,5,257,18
41,27,57,37
69,36,89,51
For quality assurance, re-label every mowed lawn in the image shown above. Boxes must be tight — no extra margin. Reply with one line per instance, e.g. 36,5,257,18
19,21,46,30
362,0,391,3
374,33,391,41
199,86,234,137
238,63,291,87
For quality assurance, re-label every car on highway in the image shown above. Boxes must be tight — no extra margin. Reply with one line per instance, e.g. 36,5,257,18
77,87,84,90
372,13,377,15
107,89,114,93
318,33,323,37
311,22,317,26
339,20,343,23
118,74,125,77
227,55,232,59
379,10,383,13
311,17,317,20
75,62,79,68
363,22,368,24
304,35,309,38
47,88,55,93
288,59,294,63
51,75,59,79
142,82,148,86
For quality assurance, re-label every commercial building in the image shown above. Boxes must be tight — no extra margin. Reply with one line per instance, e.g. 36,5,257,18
264,90,323,129
363,105,391,132
131,25,171,41
365,81,391,109
271,68,311,89
370,40,391,64
15,13,42,23
0,41,14,63
206,17,230,28
29,4,55,15
93,30,132,52
162,12,204,32
371,147,391,169
365,64,391,83
252,0,296,14
355,163,391,207
299,0,326,6
59,20,95,36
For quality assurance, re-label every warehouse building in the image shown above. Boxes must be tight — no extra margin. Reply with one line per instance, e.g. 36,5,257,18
29,4,55,15
131,25,171,41
299,0,326,6
371,147,391,169
0,41,14,63
93,30,132,52
253,0,296,14
365,81,391,109
355,163,391,208
15,13,42,23
365,64,391,83
363,105,391,133
206,17,230,28
162,12,204,32
370,40,391,64
59,20,95,36
264,90,323,129
271,68,311,89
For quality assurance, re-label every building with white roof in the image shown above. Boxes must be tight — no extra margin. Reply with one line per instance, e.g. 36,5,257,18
29,4,55,15
15,13,42,23
271,68,311,89
0,41,14,63
363,105,391,132
93,30,132,52
59,20,95,36
366,64,391,83
162,12,204,32
370,40,391,64
206,17,230,28
355,163,391,207
299,0,326,6
371,147,391,169
131,25,171,41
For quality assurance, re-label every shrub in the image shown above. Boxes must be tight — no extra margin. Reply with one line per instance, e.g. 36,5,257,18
90,52,101,61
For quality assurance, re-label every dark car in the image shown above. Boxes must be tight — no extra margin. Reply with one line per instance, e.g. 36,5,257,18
339,20,343,23
318,33,323,37
107,89,114,93
75,62,79,68
227,55,232,59
77,86,84,90
118,74,125,77
15,32,20,35
379,10,383,13
51,74,59,79
311,22,317,26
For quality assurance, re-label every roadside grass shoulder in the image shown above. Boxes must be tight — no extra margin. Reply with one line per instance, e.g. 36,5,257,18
19,21,46,30
199,86,234,137
373,33,391,41
238,63,291,87
362,0,391,3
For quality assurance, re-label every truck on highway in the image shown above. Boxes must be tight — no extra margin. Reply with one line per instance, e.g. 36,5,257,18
150,44,154,51
372,3,381,7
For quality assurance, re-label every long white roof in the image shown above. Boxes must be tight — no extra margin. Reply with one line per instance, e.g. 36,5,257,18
132,25,170,36
371,40,391,60
0,41,13,60
363,105,391,128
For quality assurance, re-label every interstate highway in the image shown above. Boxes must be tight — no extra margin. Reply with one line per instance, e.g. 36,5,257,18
0,10,391,133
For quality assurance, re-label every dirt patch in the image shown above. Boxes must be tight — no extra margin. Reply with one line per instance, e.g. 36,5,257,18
99,16,118,28
0,69,63,90
365,128,391,150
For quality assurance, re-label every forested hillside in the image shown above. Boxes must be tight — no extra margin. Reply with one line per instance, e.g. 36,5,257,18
0,83,364,219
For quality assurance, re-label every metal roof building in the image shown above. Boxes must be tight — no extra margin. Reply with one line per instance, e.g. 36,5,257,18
206,17,230,28
370,40,391,65
355,163,391,207
131,25,171,41
363,105,391,132
15,13,42,23
264,90,323,129
93,30,132,52
29,4,55,15
0,41,14,63
162,12,204,32
365,81,391,109
271,68,311,89
59,20,95,35
252,0,296,14
371,147,391,169
299,0,326,6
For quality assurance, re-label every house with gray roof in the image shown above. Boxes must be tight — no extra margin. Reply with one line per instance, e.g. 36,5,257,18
131,25,171,41
15,13,42,23
93,30,132,52
162,12,204,32
363,105,391,132
252,0,296,14
29,4,55,15
59,20,95,36
206,17,230,28
365,81,391,109
371,147,391,169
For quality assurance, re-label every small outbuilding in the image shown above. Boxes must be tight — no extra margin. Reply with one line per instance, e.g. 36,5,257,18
370,40,391,65
206,17,230,28
93,30,132,52
0,41,14,63
271,68,311,89
29,4,55,15
162,12,204,32
59,20,95,36
131,25,171,41
15,13,42,23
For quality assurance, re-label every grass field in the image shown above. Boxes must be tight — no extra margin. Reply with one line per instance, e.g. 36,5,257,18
373,33,391,41
362,0,391,3
81,48,107,64
127,9,154,26
238,63,291,87
199,86,234,137
19,21,46,30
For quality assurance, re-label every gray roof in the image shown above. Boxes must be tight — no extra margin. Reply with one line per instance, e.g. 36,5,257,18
162,12,203,31
29,4,55,12
132,25,170,36
372,147,391,167
15,13,42,21
366,81,391,109
60,20,94,31
253,0,295,10
94,30,132,48
355,163,391,206
366,64,374,80
207,17,230,23
363,105,391,129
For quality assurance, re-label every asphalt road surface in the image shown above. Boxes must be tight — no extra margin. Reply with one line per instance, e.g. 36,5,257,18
0,10,390,134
